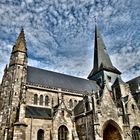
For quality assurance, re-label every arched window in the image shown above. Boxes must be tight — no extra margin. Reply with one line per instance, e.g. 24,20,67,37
58,125,68,140
34,94,38,105
132,126,140,140
39,95,43,106
69,99,73,108
37,129,44,140
74,100,77,107
45,95,49,106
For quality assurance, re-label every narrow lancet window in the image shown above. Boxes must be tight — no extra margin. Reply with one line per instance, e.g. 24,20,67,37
34,94,38,105
45,95,49,106
40,95,43,106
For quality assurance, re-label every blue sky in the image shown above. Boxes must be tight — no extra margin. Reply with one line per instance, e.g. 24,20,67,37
0,0,140,82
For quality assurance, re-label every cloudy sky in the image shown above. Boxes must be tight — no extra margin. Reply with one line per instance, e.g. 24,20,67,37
0,0,140,82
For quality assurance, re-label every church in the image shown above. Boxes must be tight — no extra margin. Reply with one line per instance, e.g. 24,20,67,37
0,24,140,140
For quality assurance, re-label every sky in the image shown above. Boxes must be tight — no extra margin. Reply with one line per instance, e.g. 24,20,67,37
0,0,140,82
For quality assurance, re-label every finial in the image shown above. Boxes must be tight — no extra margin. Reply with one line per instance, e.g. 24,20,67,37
21,25,24,31
94,15,97,23
93,15,98,25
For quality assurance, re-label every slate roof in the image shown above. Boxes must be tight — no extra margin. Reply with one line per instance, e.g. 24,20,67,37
88,25,121,78
25,105,52,119
127,76,140,94
27,66,99,93
127,76,140,109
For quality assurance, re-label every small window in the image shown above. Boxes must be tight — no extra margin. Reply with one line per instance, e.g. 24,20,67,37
37,129,44,140
132,104,135,110
69,99,73,108
74,100,77,107
39,95,43,106
85,101,90,111
45,95,49,106
107,75,111,82
132,126,140,140
34,94,38,105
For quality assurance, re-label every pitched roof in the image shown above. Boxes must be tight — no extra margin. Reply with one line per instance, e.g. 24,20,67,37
88,25,121,78
127,76,140,109
25,105,52,119
127,76,140,94
27,66,99,93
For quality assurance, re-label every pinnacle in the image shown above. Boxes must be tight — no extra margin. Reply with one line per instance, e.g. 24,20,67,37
12,28,27,53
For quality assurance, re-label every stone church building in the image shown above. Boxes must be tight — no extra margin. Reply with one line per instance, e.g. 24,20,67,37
0,25,140,140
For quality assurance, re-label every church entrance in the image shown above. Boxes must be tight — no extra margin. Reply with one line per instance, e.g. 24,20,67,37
103,124,122,140
58,125,68,140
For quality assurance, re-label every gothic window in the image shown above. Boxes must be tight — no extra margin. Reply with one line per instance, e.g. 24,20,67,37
37,129,44,140
34,94,38,105
113,86,122,107
45,95,49,106
85,101,90,111
69,99,73,108
58,125,68,140
74,100,77,107
39,95,43,106
132,126,140,140
84,96,90,111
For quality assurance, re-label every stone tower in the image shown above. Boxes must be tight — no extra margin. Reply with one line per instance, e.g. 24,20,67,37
0,28,27,139
85,25,136,140
88,24,121,91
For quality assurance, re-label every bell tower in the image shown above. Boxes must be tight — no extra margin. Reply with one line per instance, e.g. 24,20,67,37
88,24,121,89
0,28,28,140
8,28,27,106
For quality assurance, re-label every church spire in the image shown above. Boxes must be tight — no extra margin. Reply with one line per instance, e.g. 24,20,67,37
88,24,121,79
9,28,27,67
12,28,27,54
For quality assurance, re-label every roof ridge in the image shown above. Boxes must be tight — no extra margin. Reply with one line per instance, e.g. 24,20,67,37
127,75,140,83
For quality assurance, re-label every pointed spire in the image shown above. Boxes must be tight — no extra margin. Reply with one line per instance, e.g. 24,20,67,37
88,24,121,78
12,28,27,53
